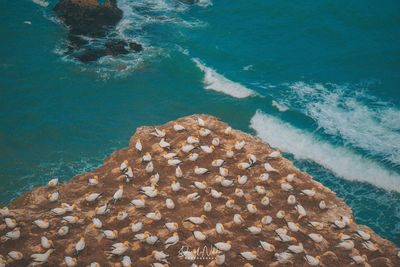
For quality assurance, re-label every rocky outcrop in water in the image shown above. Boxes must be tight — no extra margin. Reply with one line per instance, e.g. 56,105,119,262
0,115,399,266
54,0,143,63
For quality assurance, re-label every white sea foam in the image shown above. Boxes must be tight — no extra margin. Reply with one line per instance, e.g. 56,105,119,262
250,110,400,192
272,100,289,112
32,0,49,7
197,0,213,7
193,58,255,98
287,82,400,166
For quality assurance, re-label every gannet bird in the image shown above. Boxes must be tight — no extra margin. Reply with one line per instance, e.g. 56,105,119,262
140,182,157,192
152,128,166,138
135,140,142,152
103,230,118,240
226,150,234,158
264,163,279,173
120,160,129,173
187,136,200,144
274,252,293,264
145,161,154,173
235,188,244,197
130,221,143,233
142,152,152,162
212,159,225,167
85,192,102,202
362,240,378,251
259,173,269,182
285,173,295,182
47,191,59,203
182,144,195,153
259,240,275,252
58,225,69,236
304,255,320,266
152,250,169,262
350,254,367,264
149,173,160,184
47,178,58,188
165,222,178,232
337,240,354,250
113,185,124,203
146,233,159,245
224,126,232,134
261,215,273,225
256,186,267,195
108,241,129,256
65,256,77,267
247,224,262,234
184,215,206,225
201,145,214,154
124,167,134,183
204,202,212,212
187,192,200,202
276,210,285,219
268,150,281,159
159,139,170,149
189,153,199,161
287,221,300,232
4,227,20,240
4,217,17,228
319,200,326,210
146,210,162,221
8,251,23,261
215,176,234,187
88,175,99,186
234,214,245,224
0,207,11,216
174,123,186,131
134,232,149,242
196,117,206,126
275,231,295,243
237,162,251,170
354,229,371,241
195,166,209,175
95,203,109,215
219,167,228,177
166,199,175,209
193,230,207,241
332,216,352,229
288,243,304,254
121,256,132,267
215,254,225,265
41,236,54,249
164,232,179,248
175,166,183,178
212,137,220,146
281,182,293,191
287,195,296,205
247,204,257,214
92,217,102,229
308,233,324,243
168,159,181,166
216,223,225,234
261,196,270,206
226,198,235,208
171,180,181,192
240,251,257,261
301,188,316,197
62,216,79,224
164,152,177,159
30,249,53,265
33,219,49,229
295,204,307,219
237,175,248,185
234,140,246,150
199,128,211,137
62,203,77,212
308,221,324,231
191,181,207,190
214,241,232,252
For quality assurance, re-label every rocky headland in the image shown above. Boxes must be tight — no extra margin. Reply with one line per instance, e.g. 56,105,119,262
0,115,399,266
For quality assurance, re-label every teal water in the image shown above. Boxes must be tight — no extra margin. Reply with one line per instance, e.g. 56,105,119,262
1,0,399,245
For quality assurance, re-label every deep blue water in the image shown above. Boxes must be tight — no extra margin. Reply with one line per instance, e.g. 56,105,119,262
0,0,399,245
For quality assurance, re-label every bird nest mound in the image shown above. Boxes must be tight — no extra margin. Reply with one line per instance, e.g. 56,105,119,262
1,114,399,266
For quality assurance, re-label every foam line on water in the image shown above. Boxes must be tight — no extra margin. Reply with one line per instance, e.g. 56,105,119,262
193,58,255,99
250,110,400,192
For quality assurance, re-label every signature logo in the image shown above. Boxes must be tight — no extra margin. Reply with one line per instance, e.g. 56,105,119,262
178,245,220,260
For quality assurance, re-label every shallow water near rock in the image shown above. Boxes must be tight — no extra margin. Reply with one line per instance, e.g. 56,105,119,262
0,0,399,247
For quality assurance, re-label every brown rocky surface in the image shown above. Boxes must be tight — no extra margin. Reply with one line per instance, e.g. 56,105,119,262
0,114,399,266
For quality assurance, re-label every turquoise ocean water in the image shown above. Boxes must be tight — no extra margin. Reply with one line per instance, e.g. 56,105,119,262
1,0,399,245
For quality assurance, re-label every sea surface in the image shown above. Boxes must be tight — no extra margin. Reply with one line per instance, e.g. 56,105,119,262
1,0,399,245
